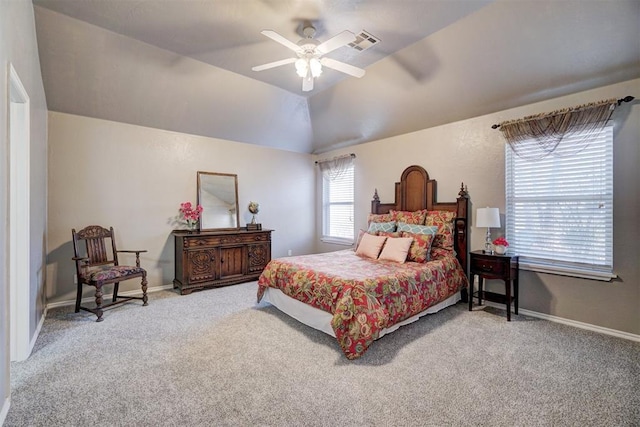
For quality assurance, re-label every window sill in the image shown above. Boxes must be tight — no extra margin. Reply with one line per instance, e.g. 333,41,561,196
520,261,617,282
320,237,354,246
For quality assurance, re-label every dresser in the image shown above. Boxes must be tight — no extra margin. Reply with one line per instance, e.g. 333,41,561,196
173,229,272,295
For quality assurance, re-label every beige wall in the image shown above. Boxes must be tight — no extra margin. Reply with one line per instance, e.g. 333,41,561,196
0,0,49,420
317,78,640,336
46,112,315,304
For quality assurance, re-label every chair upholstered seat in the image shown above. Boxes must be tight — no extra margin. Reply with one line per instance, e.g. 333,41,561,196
81,265,145,285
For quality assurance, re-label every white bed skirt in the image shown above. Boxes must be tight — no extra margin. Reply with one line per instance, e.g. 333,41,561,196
262,287,461,339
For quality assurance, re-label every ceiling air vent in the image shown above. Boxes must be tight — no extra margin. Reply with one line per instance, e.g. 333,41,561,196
348,30,380,52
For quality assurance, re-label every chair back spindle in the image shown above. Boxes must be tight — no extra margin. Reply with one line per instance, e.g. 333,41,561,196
86,237,109,265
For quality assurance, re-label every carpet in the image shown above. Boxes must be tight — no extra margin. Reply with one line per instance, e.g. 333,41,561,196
5,281,639,426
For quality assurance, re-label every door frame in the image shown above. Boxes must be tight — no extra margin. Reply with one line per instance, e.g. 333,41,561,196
8,63,31,362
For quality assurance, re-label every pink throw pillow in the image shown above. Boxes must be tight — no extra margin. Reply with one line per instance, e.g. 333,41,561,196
355,233,388,259
378,237,413,263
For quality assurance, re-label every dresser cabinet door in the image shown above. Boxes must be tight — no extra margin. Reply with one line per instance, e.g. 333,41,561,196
187,249,217,283
219,246,245,279
247,243,271,274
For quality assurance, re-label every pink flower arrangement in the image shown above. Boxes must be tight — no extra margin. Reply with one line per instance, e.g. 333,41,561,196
179,202,203,230
493,236,509,247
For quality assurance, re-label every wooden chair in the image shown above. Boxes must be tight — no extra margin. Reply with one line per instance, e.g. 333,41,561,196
72,225,148,322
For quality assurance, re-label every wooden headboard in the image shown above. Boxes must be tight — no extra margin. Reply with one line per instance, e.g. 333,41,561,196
371,165,469,276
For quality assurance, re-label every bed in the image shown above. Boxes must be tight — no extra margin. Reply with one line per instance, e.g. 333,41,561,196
257,165,469,359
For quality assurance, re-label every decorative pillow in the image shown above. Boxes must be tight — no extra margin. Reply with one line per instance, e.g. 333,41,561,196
367,221,397,234
353,229,367,251
390,209,428,225
377,231,401,238
425,210,456,250
401,231,436,263
430,247,456,260
378,237,413,263
355,233,388,259
397,222,439,235
367,213,393,225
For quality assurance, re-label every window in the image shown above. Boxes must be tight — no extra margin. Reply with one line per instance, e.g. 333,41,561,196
321,162,354,244
505,125,614,280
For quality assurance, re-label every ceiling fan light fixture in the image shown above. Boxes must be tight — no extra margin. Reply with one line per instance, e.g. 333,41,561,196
296,57,322,79
309,58,322,77
295,58,308,77
253,26,367,92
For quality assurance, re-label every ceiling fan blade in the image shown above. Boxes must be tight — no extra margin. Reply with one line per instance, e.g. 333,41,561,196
260,30,302,53
252,58,296,72
320,57,366,78
302,76,314,92
316,30,357,55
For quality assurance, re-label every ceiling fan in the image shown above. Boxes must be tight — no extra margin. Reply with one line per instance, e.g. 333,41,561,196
252,24,366,92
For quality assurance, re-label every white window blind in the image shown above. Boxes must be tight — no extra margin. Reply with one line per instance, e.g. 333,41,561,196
322,163,354,243
505,125,614,280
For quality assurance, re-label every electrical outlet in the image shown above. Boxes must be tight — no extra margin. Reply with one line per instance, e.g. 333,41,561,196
287,249,292,256
73,274,77,284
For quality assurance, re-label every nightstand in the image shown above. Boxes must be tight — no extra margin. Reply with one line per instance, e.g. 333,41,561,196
469,250,520,321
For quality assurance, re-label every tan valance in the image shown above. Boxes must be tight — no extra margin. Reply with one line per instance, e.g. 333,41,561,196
496,98,619,160
316,153,355,180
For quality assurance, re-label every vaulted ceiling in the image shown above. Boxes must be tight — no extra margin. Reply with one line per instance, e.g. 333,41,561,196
33,0,640,154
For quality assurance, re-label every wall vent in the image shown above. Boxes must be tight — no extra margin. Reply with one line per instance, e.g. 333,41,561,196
348,30,380,52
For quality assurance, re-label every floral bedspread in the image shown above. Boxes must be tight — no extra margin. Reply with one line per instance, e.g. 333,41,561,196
257,250,468,359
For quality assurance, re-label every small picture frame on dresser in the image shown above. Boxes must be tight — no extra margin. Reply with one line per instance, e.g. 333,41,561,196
246,223,262,231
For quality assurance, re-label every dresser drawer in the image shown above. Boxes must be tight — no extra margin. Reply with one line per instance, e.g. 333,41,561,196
471,256,506,275
183,231,270,248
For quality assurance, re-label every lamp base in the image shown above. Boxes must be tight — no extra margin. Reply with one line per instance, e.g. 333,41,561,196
483,228,494,254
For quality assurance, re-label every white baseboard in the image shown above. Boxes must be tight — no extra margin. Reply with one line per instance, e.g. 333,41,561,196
482,301,640,342
0,396,9,426
26,306,48,358
46,284,175,310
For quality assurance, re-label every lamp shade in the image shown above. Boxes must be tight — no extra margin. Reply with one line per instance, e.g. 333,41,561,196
476,207,500,228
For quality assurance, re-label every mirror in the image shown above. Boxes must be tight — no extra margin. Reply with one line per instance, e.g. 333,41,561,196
197,172,240,231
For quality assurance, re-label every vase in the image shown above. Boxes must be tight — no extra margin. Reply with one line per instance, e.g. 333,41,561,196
494,245,507,255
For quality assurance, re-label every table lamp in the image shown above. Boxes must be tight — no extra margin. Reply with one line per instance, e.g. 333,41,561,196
476,207,500,254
